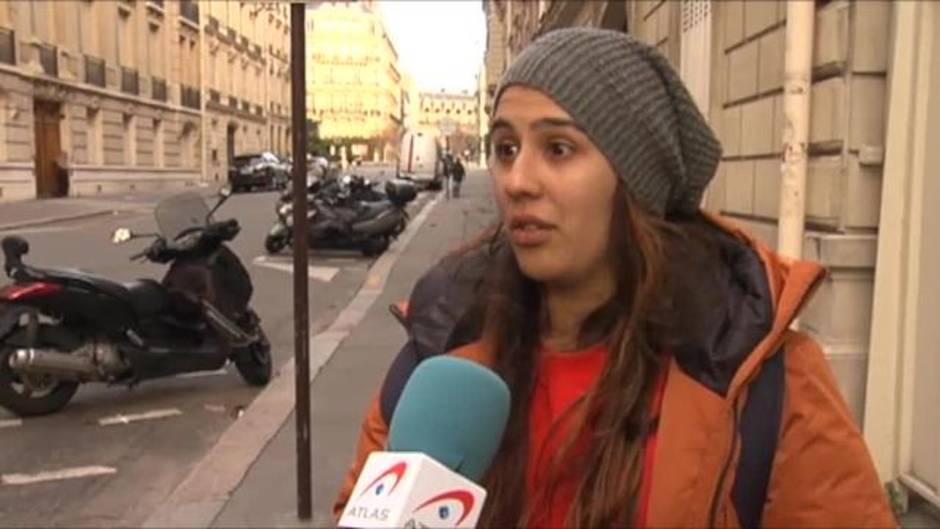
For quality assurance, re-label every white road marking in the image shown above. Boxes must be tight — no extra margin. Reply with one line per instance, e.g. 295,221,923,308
98,408,182,426
0,419,23,429
252,256,340,282
203,404,226,413
1,465,117,486
175,368,228,379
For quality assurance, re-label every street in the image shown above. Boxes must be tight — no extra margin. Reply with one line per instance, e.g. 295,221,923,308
0,165,440,527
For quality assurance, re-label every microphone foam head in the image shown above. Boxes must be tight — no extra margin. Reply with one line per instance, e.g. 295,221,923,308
387,356,510,483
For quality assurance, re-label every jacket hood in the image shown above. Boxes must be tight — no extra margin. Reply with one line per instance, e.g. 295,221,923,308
670,212,825,398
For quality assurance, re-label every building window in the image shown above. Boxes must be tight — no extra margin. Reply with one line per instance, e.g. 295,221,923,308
86,107,103,165
117,7,135,68
153,118,164,168
147,21,164,79
123,113,136,166
181,122,197,168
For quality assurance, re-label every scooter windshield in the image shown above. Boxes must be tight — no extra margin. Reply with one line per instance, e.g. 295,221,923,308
154,192,211,239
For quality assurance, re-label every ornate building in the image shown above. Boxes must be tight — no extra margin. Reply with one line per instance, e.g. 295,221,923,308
0,0,292,201
305,1,402,160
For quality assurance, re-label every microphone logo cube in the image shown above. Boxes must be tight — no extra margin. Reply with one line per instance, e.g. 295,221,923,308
339,452,486,528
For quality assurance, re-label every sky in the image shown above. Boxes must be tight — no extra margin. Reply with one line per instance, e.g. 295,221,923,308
377,1,487,93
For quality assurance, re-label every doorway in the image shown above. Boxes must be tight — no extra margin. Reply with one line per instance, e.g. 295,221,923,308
33,100,67,198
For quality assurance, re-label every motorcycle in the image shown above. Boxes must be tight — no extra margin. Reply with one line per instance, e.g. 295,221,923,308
0,187,271,416
264,178,417,256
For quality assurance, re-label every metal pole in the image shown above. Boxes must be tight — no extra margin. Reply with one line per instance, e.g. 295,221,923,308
289,2,311,520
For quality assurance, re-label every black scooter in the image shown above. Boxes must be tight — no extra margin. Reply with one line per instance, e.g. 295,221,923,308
0,188,271,416
264,178,417,256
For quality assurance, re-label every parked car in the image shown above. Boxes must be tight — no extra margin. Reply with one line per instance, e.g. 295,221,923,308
229,152,288,192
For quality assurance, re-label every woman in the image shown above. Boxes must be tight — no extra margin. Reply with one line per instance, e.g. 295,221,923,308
336,28,896,528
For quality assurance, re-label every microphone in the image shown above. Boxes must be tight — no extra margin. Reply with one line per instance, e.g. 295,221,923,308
339,356,510,528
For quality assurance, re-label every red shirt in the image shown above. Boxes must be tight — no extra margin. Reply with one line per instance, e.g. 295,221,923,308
526,343,666,528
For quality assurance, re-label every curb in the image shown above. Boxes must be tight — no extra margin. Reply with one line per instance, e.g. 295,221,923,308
0,186,221,233
141,194,442,529
0,209,119,232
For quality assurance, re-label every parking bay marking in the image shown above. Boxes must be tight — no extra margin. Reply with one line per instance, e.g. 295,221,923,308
98,408,182,426
1,466,117,486
252,256,339,282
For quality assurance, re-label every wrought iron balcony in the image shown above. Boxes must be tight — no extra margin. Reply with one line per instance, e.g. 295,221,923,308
0,27,14,66
180,0,199,25
39,44,57,77
181,85,200,110
84,55,105,87
121,67,139,95
152,77,167,102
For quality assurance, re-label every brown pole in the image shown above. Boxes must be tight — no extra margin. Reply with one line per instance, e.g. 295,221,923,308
289,2,311,520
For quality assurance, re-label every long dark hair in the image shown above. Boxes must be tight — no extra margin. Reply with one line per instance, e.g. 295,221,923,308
476,184,718,528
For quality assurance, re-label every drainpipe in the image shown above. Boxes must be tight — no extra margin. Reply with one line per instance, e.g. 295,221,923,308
199,1,209,184
777,0,815,259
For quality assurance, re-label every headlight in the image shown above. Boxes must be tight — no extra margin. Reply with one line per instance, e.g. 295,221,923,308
278,203,292,217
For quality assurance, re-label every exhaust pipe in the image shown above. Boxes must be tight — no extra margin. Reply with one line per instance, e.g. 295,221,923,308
9,348,98,380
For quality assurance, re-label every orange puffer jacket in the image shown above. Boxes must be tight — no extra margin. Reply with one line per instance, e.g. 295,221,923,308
335,215,897,528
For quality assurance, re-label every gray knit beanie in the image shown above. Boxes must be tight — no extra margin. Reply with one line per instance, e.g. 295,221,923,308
493,28,722,216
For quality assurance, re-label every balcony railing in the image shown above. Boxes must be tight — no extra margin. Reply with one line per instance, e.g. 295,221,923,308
227,28,237,43
152,77,167,102
240,36,249,50
39,44,58,77
84,55,105,87
255,104,263,116
121,67,139,95
0,27,14,66
241,99,250,113
228,96,238,109
209,89,220,104
181,85,200,109
206,16,219,34
180,0,199,25
149,0,164,8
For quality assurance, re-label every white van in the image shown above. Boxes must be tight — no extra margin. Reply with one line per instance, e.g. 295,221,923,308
398,129,443,190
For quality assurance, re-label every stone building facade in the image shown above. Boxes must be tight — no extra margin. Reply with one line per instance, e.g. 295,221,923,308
202,1,291,184
0,0,292,201
305,1,402,157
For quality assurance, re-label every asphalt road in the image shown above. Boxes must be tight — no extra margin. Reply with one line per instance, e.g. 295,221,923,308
0,173,432,527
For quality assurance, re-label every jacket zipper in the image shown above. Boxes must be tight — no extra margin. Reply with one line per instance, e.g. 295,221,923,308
708,400,740,528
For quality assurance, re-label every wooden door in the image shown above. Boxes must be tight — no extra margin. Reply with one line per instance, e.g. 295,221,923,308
33,100,63,198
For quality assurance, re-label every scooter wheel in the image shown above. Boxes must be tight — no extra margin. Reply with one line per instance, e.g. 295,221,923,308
361,237,390,257
0,344,79,416
234,313,272,387
264,234,288,255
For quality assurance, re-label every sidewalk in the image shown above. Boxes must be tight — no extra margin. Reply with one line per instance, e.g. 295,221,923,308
144,172,497,528
0,184,219,231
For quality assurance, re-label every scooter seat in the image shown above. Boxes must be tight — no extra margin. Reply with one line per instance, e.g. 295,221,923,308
355,200,393,220
124,279,170,316
29,267,168,316
38,267,134,301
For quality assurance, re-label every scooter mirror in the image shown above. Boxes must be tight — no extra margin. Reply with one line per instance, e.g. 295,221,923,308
112,228,134,244
219,185,233,198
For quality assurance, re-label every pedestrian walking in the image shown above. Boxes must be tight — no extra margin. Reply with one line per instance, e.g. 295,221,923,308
336,28,895,528
452,156,466,198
